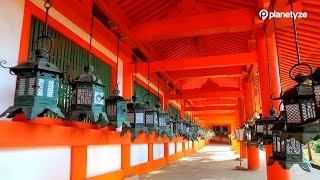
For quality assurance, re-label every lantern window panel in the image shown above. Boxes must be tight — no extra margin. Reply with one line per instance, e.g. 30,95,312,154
281,140,285,153
36,78,44,96
314,85,320,107
266,124,273,135
277,137,281,152
145,113,154,124
94,91,104,105
27,78,36,96
127,113,135,123
135,112,144,123
273,137,277,151
17,78,26,96
301,102,316,121
286,138,301,155
154,113,158,124
77,88,92,104
256,124,264,134
285,104,301,123
47,80,55,97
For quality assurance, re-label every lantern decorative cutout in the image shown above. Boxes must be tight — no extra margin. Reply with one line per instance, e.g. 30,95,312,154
276,64,317,126
0,1,64,120
66,63,108,127
144,100,159,135
121,96,149,141
268,113,312,172
255,108,278,145
157,104,169,137
106,87,130,129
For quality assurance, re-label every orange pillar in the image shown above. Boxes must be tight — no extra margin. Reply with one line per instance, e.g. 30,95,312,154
121,144,131,177
181,99,185,119
70,146,87,180
257,27,290,179
164,143,169,164
247,145,260,170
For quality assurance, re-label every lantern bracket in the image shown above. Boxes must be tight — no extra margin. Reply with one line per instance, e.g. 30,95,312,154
289,63,313,83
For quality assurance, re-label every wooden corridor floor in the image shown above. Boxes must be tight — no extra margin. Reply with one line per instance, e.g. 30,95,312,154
140,144,320,180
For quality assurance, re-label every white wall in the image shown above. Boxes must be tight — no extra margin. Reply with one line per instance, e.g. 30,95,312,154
153,143,164,160
189,141,192,148
176,142,183,152
130,144,148,166
0,146,70,180
0,0,25,119
86,145,121,178
169,142,175,155
185,141,189,150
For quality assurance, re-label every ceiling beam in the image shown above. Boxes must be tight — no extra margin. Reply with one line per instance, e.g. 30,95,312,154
185,106,236,111
130,8,256,42
191,99,237,106
195,113,235,118
135,52,257,72
169,90,243,99
167,66,244,81
265,1,302,37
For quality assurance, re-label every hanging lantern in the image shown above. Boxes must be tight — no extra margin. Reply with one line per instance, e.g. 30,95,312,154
245,116,260,147
0,1,64,120
268,114,312,172
121,96,148,141
277,64,317,126
66,63,108,127
157,103,169,137
105,87,130,129
144,100,159,135
177,115,185,136
166,115,175,139
235,125,246,142
254,108,278,145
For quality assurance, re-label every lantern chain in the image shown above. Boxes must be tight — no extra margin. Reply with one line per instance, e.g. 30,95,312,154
289,0,301,65
43,0,52,37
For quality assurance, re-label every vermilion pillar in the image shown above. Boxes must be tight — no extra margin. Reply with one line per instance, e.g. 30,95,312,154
247,145,260,170
122,61,132,99
256,28,290,179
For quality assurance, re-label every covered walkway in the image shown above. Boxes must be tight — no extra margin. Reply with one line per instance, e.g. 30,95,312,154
141,144,319,180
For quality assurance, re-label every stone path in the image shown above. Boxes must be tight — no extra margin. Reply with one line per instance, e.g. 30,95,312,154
140,144,320,180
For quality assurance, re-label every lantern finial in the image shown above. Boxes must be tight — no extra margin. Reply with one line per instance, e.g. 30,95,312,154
269,108,277,116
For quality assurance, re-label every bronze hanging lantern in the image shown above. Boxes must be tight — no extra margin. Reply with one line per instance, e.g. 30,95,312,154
268,112,312,172
177,115,185,136
167,115,176,139
245,116,260,147
121,55,148,141
0,1,64,120
65,9,108,127
255,108,278,145
144,100,159,135
105,33,130,129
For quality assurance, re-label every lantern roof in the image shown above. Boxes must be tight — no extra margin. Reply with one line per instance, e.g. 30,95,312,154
106,88,125,101
127,96,144,109
270,119,286,132
75,65,104,86
143,101,157,111
9,48,62,76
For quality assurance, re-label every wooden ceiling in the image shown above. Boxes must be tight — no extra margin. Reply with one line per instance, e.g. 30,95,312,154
97,0,320,124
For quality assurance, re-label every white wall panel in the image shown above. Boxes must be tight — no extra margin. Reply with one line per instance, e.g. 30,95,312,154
86,145,121,178
185,141,188,150
0,147,71,180
189,141,192,148
153,143,164,160
0,0,24,119
130,144,148,166
177,142,183,152
169,142,175,155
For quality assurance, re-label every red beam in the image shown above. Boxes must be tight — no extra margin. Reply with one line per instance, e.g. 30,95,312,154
185,106,236,111
131,8,256,42
191,99,238,106
167,66,244,81
169,91,243,99
136,52,257,72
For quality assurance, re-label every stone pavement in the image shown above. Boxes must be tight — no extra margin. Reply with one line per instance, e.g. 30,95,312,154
140,144,320,180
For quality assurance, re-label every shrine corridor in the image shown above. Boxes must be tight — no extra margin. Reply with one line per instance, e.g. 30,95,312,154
141,144,319,180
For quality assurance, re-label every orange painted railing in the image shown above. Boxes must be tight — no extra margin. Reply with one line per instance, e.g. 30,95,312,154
0,116,206,180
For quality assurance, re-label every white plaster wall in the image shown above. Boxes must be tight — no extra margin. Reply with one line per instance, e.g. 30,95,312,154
185,141,188,150
169,142,175,155
86,145,121,178
189,141,192,148
0,0,25,119
176,142,183,152
130,144,148,166
0,147,71,180
153,143,164,160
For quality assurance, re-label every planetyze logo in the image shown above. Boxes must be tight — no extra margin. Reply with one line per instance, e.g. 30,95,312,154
259,9,308,20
